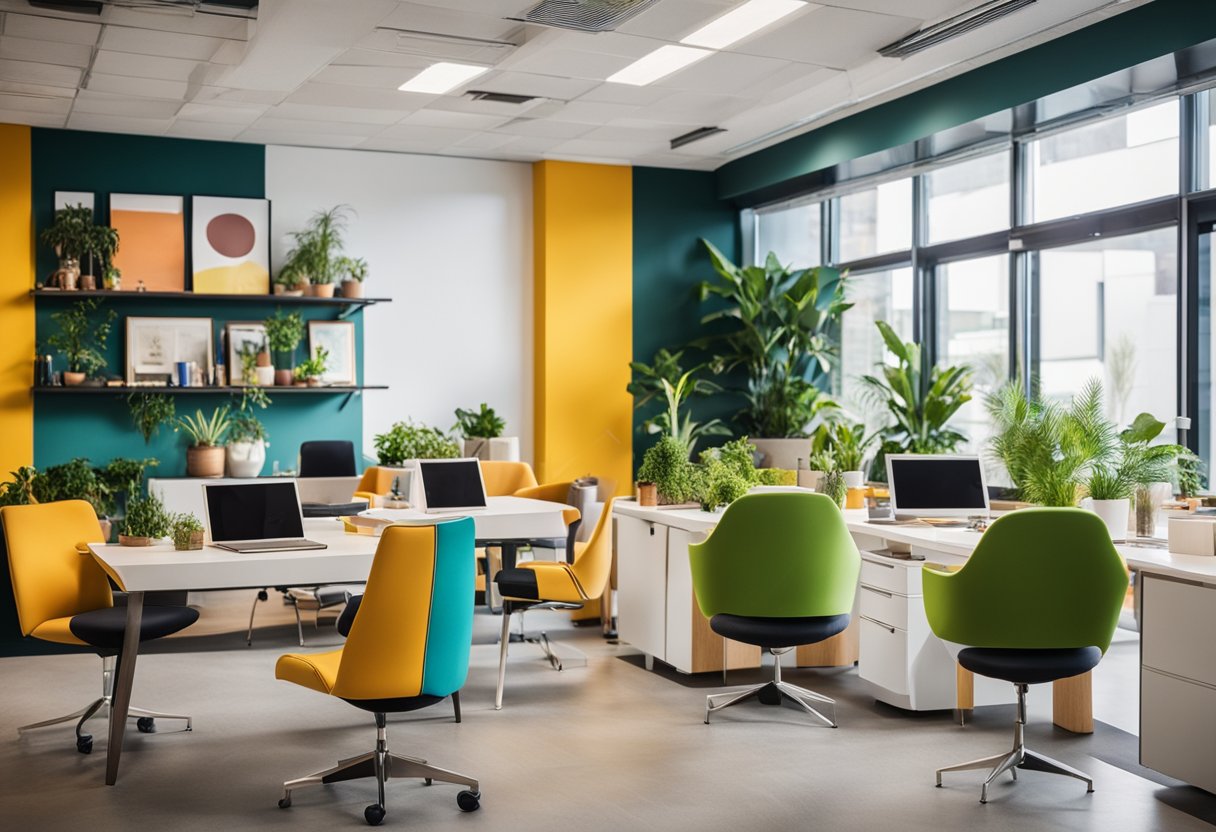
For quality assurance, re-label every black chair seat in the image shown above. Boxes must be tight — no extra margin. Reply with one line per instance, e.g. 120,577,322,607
68,605,199,650
958,646,1102,685
343,694,444,714
709,613,850,649
495,568,540,601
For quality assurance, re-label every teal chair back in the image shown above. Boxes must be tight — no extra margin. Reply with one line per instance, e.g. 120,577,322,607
923,508,1128,652
689,492,860,619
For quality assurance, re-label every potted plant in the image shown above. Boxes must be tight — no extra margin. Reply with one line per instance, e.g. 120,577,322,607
171,513,204,551
103,264,122,291
119,493,171,546
1176,449,1205,508
454,402,518,460
0,466,38,508
48,298,114,385
128,393,176,443
628,348,729,456
820,467,847,509
82,224,119,292
99,457,158,520
338,256,367,299
635,435,697,505
273,267,305,297
293,346,328,387
373,420,461,466
695,241,848,468
39,203,93,290
263,309,305,386
177,406,231,478
226,387,270,477
813,420,876,489
280,205,352,298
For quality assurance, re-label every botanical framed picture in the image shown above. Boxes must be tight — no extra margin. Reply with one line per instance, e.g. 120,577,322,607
125,316,213,385
226,321,268,387
191,196,271,295
110,194,185,292
308,320,356,386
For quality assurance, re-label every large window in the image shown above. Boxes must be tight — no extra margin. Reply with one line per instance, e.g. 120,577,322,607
1027,99,1179,223
838,268,914,411
837,178,912,262
756,201,821,268
925,153,1009,244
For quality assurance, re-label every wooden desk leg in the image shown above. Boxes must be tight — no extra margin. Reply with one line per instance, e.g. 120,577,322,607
955,665,974,725
1053,671,1093,734
795,618,859,667
106,590,143,786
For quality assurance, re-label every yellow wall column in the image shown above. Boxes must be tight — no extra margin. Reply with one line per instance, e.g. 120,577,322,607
533,160,632,492
0,124,34,474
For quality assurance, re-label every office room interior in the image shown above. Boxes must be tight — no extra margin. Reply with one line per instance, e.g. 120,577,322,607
3,0,1216,829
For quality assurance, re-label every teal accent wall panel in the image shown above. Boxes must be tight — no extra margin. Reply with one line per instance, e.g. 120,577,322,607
717,0,1216,203
632,167,740,466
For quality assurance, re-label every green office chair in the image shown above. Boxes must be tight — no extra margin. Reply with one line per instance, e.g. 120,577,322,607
923,507,1128,804
688,492,860,726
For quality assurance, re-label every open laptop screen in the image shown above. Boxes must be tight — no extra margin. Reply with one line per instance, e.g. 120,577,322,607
204,481,305,542
887,455,988,516
418,459,487,511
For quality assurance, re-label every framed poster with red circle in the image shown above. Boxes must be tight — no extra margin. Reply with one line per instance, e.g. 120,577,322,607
191,196,270,295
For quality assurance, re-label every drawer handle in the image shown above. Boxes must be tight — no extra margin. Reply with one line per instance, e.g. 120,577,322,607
862,586,894,598
865,559,896,569
861,614,896,633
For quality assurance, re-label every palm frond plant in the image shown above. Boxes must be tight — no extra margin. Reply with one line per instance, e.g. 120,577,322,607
280,205,352,288
1176,449,1206,499
628,348,729,453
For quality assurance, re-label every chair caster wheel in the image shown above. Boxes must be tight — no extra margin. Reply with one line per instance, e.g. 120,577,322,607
457,790,481,812
257,590,269,602
77,735,93,754
136,717,155,733
424,778,433,786
278,797,291,809
364,804,386,825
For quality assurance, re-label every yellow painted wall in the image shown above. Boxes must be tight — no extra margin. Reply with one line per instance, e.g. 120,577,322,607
0,124,34,474
533,160,632,493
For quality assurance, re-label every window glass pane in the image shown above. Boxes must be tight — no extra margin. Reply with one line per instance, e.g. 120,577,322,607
1029,99,1179,222
1201,229,1213,469
838,177,912,262
925,152,1010,244
1207,88,1216,191
937,254,1010,461
755,201,820,267
839,267,914,411
1036,227,1177,441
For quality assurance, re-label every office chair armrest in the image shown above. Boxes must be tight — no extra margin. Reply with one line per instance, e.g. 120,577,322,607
336,594,362,637
923,562,962,575
75,542,93,555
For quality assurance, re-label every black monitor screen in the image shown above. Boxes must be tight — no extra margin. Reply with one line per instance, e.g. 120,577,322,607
889,457,987,511
205,482,304,541
420,460,487,509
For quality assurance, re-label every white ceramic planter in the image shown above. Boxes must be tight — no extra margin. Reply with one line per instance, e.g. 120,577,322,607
749,437,810,470
254,366,275,386
843,470,865,489
1090,498,1131,543
226,440,266,478
797,470,824,490
489,436,520,462
463,438,491,460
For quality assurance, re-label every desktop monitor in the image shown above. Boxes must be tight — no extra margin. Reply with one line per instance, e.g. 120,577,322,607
885,454,990,518
416,458,488,513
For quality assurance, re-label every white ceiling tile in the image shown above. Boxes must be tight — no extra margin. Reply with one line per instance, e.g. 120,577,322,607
402,108,510,130
329,47,439,69
66,112,174,135
0,57,80,88
376,2,524,42
500,48,632,82
616,0,741,39
238,130,369,149
166,119,248,141
311,63,428,89
248,116,386,137
98,26,224,62
654,51,794,96
408,0,536,15
575,82,669,106
0,78,75,98
817,0,969,18
210,40,248,66
357,137,448,153
2,13,99,46
72,91,182,119
546,99,639,124
550,137,664,158
0,107,66,127
472,70,598,100
90,50,206,82
493,118,595,139
85,73,189,101
497,135,566,154
424,94,562,119
195,86,290,106
0,36,91,68
632,92,753,125
737,5,919,69
102,6,252,39
265,101,406,125
0,91,71,114
375,122,479,144
578,123,685,143
285,81,431,110
177,100,268,124
454,131,519,151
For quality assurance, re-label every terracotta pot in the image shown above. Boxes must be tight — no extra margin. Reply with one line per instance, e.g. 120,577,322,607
306,377,321,387
274,368,294,386
63,371,86,386
293,380,307,387
312,283,336,299
637,482,657,507
302,283,316,297
186,445,226,478
174,530,204,551
79,273,96,291
256,350,271,368
119,535,154,547
341,280,364,299
283,288,304,297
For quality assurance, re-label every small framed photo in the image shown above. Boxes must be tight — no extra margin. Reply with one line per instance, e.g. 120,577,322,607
226,321,267,387
125,317,214,385
308,320,356,386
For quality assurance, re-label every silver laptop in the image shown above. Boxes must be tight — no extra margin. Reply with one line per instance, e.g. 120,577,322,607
416,458,488,513
885,454,990,520
203,480,327,553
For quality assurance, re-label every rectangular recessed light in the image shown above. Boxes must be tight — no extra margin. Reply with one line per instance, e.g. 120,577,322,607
606,45,712,86
398,62,489,94
681,0,807,50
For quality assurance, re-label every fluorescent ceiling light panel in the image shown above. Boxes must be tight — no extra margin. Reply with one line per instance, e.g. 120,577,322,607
681,0,806,50
606,45,712,86
398,62,488,94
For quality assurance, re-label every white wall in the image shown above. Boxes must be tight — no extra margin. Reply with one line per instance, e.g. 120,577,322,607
265,146,533,463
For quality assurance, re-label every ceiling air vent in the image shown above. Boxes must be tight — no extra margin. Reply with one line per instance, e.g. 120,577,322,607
878,0,1036,59
467,90,538,106
513,0,662,33
671,126,724,150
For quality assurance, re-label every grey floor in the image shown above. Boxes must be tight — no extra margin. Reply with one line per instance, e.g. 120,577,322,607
0,592,1212,832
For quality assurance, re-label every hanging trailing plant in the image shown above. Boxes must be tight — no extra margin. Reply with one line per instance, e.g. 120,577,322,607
128,393,176,444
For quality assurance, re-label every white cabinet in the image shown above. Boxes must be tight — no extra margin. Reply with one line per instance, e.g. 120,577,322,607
615,514,668,666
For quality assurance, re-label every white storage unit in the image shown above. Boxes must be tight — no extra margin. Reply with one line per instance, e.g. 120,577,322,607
615,514,669,668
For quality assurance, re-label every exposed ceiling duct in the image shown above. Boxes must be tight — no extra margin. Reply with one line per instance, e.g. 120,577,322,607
512,0,662,34
671,126,724,149
878,0,1037,59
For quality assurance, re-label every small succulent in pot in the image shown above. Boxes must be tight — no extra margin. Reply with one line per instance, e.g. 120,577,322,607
171,513,204,551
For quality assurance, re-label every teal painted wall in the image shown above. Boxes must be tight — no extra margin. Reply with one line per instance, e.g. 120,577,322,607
631,167,741,467
718,0,1216,203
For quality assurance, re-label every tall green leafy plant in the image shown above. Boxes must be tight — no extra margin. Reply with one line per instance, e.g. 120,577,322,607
39,204,94,261
1085,413,1179,500
128,393,176,443
454,403,506,439
49,298,115,375
812,419,877,473
263,309,305,364
695,241,848,438
628,348,729,453
636,435,697,504
279,205,352,287
373,420,460,465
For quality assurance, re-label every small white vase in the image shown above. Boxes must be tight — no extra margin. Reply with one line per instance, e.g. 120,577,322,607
488,436,520,462
226,440,266,478
1090,498,1131,543
254,366,275,387
843,470,865,489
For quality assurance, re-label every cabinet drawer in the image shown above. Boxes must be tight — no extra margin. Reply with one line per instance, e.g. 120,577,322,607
1141,669,1216,793
860,555,922,596
1142,576,1216,688
859,615,909,696
859,584,909,627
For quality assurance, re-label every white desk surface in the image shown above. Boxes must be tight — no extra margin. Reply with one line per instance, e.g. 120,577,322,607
91,496,571,593
613,499,1216,587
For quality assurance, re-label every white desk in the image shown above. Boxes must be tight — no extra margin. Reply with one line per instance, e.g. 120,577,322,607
87,496,570,786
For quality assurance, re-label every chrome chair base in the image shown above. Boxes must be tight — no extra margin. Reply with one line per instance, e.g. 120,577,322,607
704,647,837,727
494,604,586,711
936,683,1094,804
278,713,480,825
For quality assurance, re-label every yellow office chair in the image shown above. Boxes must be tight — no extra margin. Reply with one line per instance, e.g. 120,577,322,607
493,496,616,709
513,481,583,562
2,500,197,754
274,518,481,826
480,460,538,496
353,465,406,506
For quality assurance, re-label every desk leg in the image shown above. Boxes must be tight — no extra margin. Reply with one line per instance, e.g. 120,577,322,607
1052,671,1093,734
105,590,143,786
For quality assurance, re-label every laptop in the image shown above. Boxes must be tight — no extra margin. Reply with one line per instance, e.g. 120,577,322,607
296,475,364,505
203,480,328,553
885,454,990,521
416,458,488,513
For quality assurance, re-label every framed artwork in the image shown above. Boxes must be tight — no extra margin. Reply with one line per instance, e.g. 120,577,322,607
55,191,94,211
110,194,185,292
191,196,271,295
308,320,356,386
125,317,213,385
226,321,267,387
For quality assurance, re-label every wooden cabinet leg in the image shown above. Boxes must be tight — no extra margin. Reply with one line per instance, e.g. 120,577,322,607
1053,671,1093,734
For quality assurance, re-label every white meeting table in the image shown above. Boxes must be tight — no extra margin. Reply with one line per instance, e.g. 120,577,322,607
87,496,570,786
